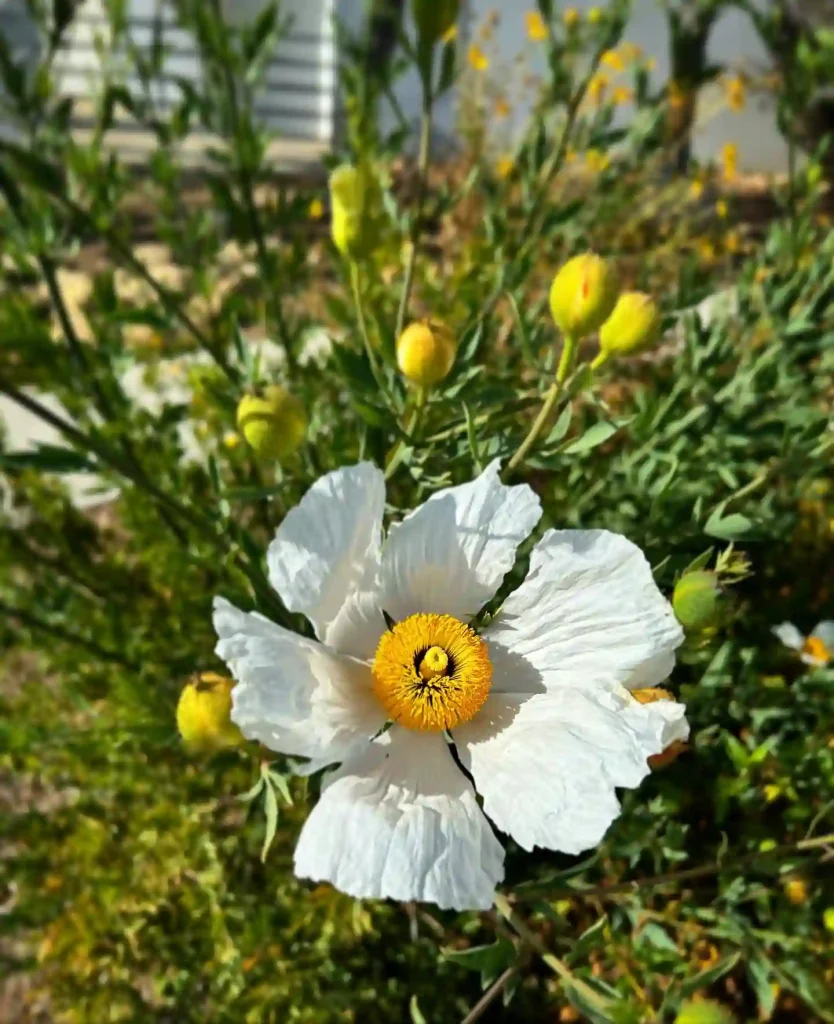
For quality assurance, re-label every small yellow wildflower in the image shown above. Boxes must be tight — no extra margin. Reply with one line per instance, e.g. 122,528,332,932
763,784,781,803
308,197,324,220
563,7,579,28
601,49,624,72
223,431,241,450
613,86,633,105
588,7,603,24
725,230,741,254
716,199,728,218
588,72,609,104
721,142,738,181
496,155,514,179
441,23,458,44
494,97,510,118
620,42,642,63
697,239,716,264
689,178,704,200
468,44,489,71
725,75,746,112
585,148,610,173
783,876,809,905
525,10,548,42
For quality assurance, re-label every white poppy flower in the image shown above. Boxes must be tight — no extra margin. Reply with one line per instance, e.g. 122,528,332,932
214,461,688,910
773,621,834,667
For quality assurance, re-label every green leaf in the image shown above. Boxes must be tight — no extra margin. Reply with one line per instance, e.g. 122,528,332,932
704,509,754,541
0,445,95,474
260,780,279,863
563,420,619,455
443,937,517,985
679,952,741,997
747,952,777,1019
568,915,608,962
545,402,573,445
409,994,427,1024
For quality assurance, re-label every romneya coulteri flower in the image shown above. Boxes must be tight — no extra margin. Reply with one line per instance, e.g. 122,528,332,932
214,462,688,910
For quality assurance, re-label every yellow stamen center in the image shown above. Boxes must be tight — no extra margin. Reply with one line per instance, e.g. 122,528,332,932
372,613,492,732
802,636,831,665
419,646,449,680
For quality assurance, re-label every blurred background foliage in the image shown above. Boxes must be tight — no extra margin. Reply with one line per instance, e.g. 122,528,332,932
0,0,833,1021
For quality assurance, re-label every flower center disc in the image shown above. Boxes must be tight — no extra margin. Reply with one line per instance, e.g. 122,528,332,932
802,636,831,665
372,613,492,732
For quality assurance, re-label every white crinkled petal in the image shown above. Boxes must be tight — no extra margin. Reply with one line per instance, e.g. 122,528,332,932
379,460,541,623
455,687,682,855
214,597,384,762
267,462,387,660
483,529,683,694
293,727,505,910
773,622,804,651
810,621,834,651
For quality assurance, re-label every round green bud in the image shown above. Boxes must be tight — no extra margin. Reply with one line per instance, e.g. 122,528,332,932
236,385,307,460
176,672,244,754
328,162,382,260
675,999,736,1024
549,253,618,339
396,319,457,387
823,907,834,933
599,291,662,359
412,0,459,44
673,570,721,631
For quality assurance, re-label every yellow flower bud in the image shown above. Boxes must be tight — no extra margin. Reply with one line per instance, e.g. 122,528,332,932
176,672,244,754
549,253,617,339
396,319,457,387
236,385,307,460
598,291,662,361
783,876,809,905
412,0,459,44
328,163,381,260
672,570,721,631
823,907,834,932
675,999,736,1024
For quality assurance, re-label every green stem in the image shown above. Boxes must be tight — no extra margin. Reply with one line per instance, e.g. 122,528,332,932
514,831,834,904
349,260,387,395
506,335,577,475
493,893,612,1014
384,387,426,481
395,86,433,340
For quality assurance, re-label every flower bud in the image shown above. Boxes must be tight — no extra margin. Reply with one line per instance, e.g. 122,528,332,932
783,876,809,905
673,570,721,631
329,163,381,260
675,999,736,1024
236,385,307,460
823,907,834,933
412,0,460,44
598,291,662,359
549,253,617,339
396,319,456,387
176,672,244,754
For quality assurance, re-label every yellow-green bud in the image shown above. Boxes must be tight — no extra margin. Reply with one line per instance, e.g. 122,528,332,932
675,999,736,1024
176,672,244,754
549,253,618,339
823,907,834,933
396,319,457,387
236,385,307,460
598,291,662,359
329,162,381,260
673,570,721,631
412,0,459,44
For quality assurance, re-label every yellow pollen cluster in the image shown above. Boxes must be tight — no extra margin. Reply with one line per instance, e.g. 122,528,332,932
372,613,492,731
802,636,831,665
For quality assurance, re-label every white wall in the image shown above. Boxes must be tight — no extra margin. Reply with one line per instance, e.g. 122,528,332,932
339,0,789,172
